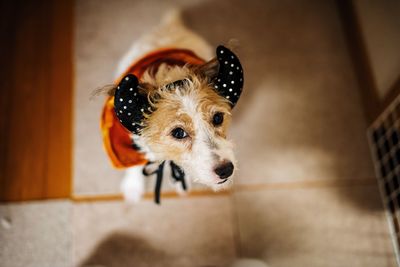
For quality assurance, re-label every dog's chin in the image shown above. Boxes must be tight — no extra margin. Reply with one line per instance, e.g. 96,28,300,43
194,176,234,191
182,163,236,191
212,178,233,191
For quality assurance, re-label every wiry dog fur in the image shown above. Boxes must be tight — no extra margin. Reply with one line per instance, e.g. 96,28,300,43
116,11,237,202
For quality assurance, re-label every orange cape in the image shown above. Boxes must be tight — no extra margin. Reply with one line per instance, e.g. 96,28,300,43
101,48,205,168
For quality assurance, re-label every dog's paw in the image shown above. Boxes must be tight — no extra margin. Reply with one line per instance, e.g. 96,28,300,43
120,166,145,204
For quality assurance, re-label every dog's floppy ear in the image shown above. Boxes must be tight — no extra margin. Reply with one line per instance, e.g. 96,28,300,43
196,57,220,79
114,74,151,134
197,46,244,108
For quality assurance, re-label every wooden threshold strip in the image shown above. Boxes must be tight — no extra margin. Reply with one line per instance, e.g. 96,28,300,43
71,178,377,202
71,190,230,202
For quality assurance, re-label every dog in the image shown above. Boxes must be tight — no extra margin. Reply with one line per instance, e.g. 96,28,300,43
102,10,244,202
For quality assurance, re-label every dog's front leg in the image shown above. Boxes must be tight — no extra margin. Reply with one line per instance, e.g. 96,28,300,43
120,165,145,203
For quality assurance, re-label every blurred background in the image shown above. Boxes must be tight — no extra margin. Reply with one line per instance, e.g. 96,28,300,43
1,0,400,266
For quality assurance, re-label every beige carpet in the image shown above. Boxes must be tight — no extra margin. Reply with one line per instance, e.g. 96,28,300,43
74,0,374,196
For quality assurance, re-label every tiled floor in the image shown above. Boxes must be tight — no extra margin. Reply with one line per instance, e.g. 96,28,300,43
69,184,397,267
0,184,397,266
0,200,72,267
234,185,396,267
73,196,236,267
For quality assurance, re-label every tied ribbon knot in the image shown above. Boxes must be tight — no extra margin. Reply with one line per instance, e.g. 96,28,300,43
142,161,187,204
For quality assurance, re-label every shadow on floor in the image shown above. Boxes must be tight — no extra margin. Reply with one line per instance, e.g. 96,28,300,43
78,232,229,267
79,232,170,267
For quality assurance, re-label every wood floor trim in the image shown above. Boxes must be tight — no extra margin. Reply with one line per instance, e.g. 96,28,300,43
0,178,377,203
70,178,377,203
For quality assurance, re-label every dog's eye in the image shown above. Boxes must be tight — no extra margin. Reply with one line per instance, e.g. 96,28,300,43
212,112,224,126
171,127,188,139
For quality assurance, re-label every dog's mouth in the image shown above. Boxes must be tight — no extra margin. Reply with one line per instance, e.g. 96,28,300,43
217,179,228,184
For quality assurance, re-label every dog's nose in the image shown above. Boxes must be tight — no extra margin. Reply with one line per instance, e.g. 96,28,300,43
214,162,234,179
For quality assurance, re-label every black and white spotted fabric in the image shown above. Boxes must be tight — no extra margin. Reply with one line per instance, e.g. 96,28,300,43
114,74,151,134
213,46,244,108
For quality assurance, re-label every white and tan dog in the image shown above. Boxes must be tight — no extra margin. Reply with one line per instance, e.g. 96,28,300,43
111,11,244,202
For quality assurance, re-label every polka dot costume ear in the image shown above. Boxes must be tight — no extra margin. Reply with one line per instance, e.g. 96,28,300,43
214,45,244,108
114,74,151,134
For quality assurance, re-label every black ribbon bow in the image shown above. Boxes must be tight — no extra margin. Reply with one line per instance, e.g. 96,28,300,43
142,161,187,204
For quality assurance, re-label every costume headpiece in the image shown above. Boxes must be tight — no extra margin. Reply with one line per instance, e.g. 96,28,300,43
114,46,244,134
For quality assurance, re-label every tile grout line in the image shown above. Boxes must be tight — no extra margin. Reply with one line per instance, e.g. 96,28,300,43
229,187,243,259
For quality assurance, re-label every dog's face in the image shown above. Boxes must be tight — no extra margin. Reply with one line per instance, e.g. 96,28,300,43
142,78,235,189
114,46,243,190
